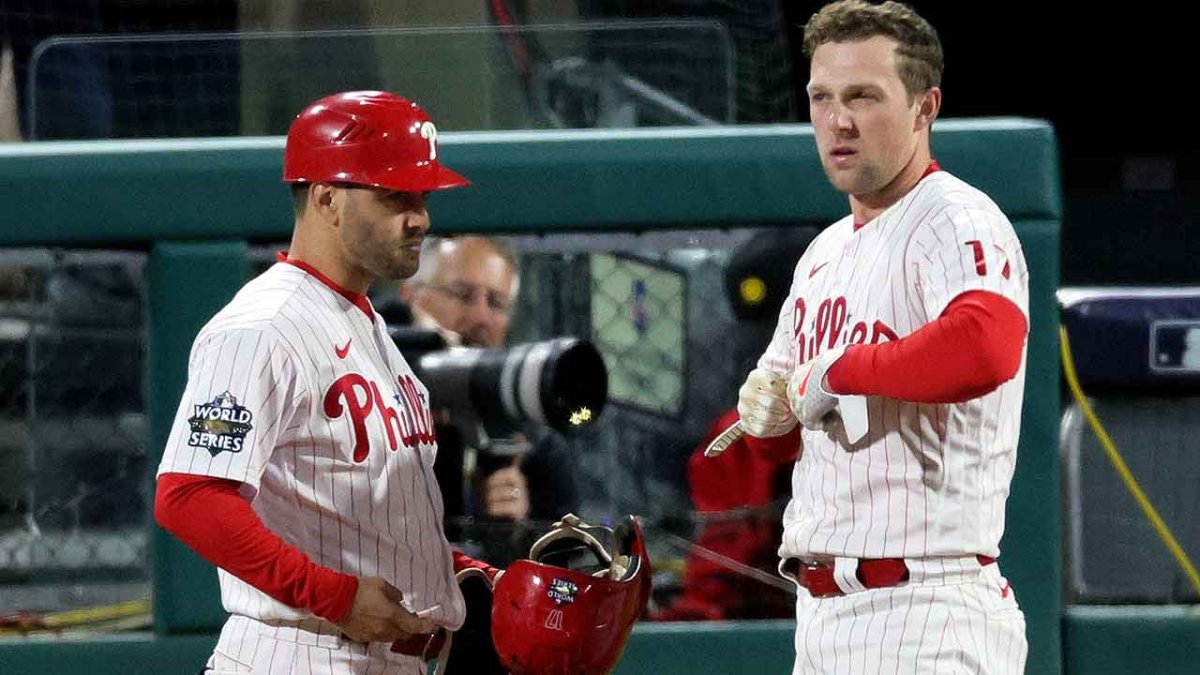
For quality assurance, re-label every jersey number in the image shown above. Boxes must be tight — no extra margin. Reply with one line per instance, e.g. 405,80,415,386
965,240,987,276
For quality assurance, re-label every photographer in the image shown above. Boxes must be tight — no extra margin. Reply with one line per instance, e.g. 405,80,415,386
378,236,581,564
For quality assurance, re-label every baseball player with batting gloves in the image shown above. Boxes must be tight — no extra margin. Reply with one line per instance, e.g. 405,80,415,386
707,1,1030,672
154,91,503,674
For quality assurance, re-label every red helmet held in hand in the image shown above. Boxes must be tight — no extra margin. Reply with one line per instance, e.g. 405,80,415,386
491,514,652,675
283,90,469,192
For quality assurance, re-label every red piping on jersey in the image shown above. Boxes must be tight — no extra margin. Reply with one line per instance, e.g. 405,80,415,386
826,290,1026,403
853,160,942,232
277,251,375,321
154,472,358,623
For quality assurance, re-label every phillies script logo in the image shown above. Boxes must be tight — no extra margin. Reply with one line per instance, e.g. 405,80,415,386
323,373,435,463
188,391,254,456
793,295,899,364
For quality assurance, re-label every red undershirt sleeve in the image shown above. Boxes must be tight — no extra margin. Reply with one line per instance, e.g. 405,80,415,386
742,423,803,463
826,290,1027,403
451,550,502,583
154,472,358,623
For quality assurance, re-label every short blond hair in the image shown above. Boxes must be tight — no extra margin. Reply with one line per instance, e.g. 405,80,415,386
803,0,943,99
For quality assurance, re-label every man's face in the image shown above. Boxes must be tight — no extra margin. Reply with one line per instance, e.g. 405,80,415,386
337,187,430,281
412,238,516,347
807,36,925,198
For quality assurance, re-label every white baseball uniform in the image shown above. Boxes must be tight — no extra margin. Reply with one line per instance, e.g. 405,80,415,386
158,260,464,674
759,170,1030,674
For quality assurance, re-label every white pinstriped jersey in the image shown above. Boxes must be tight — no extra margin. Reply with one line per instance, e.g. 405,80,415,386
760,170,1030,561
157,262,465,633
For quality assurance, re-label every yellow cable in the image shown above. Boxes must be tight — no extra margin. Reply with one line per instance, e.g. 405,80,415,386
0,599,151,635
1059,325,1200,595
43,599,151,629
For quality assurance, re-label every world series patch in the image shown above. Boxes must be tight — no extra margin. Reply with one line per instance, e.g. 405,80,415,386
188,391,254,456
547,578,578,605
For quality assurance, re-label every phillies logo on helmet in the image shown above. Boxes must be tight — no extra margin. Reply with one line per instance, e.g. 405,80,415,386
547,578,578,606
187,391,254,456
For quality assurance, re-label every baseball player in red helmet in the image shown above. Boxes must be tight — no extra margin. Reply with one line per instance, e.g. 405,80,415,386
154,91,501,673
707,2,1030,672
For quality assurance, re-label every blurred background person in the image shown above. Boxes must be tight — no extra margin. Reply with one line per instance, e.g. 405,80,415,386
377,235,579,564
403,235,519,349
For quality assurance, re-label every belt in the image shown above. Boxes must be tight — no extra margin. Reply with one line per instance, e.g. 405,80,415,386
784,555,996,598
390,627,448,659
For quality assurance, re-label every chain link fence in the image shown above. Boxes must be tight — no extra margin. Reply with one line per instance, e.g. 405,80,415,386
507,231,745,524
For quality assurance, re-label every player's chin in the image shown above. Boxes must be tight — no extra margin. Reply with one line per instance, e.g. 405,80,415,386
824,169,861,194
383,259,420,281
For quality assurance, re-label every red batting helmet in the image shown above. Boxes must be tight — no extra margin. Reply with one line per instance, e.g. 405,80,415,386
283,90,469,192
491,514,652,675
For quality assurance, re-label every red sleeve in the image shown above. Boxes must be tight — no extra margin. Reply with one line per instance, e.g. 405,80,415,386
154,473,358,623
827,290,1027,403
451,550,502,583
742,425,803,464
689,408,792,511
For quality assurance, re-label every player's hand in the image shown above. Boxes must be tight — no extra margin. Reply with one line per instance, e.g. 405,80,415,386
788,346,869,444
788,346,847,431
335,577,438,644
483,464,530,520
736,368,797,438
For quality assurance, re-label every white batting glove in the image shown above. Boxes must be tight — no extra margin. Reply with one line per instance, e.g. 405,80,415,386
736,367,797,438
788,346,870,443
789,346,844,430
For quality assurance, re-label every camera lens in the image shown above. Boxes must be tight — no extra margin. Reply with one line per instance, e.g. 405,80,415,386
414,337,608,436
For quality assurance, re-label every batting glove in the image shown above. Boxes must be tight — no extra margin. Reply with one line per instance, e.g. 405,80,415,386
736,367,797,438
789,346,848,431
788,346,870,443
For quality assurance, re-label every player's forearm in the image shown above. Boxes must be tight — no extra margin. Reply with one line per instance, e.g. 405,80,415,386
154,472,358,622
827,291,1026,403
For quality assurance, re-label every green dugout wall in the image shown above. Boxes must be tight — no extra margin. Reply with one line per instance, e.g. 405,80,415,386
0,119,1161,674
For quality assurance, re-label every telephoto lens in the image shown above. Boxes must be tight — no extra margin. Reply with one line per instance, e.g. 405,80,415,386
414,337,608,436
